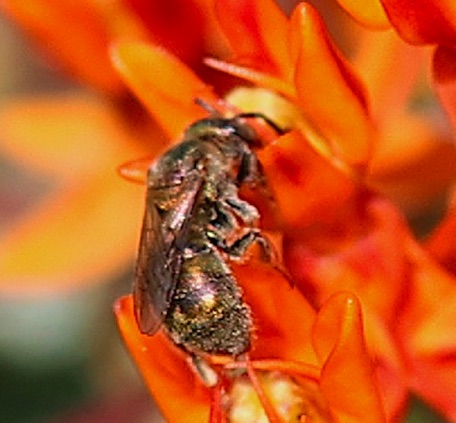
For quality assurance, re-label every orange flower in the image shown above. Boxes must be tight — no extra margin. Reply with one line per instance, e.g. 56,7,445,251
115,287,386,423
335,0,456,214
336,0,456,45
108,0,456,421
3,0,456,421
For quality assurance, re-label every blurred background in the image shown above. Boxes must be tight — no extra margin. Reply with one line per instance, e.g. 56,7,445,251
0,13,163,423
0,1,451,422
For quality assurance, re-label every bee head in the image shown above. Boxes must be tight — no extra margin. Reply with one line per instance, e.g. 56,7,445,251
184,117,261,148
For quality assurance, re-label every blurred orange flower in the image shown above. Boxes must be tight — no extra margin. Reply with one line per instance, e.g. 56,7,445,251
0,94,150,294
0,0,228,94
0,0,228,294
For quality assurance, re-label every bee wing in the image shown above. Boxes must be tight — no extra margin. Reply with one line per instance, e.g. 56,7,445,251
134,172,203,335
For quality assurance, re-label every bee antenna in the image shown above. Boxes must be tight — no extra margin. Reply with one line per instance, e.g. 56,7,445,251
236,112,286,135
194,98,221,117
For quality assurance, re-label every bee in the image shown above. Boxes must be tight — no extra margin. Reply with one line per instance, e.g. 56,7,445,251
134,105,284,364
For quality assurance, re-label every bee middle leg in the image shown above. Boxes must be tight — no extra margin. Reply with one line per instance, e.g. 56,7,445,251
224,230,293,284
222,229,276,264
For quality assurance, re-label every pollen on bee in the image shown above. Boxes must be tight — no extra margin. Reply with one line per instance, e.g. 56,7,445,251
200,291,216,307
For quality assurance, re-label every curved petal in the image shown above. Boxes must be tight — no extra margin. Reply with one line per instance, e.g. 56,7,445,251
114,296,210,423
354,30,429,123
215,0,290,78
257,131,356,230
380,0,456,45
368,113,456,215
0,95,148,294
0,95,144,175
285,197,409,326
334,0,390,29
286,198,410,420
124,0,220,65
111,42,218,139
313,293,386,423
425,208,456,275
433,45,456,132
233,261,317,364
0,0,147,92
400,241,456,421
289,4,373,166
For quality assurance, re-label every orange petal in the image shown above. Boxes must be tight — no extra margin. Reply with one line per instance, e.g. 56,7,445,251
214,0,290,78
257,131,356,230
286,198,410,419
111,41,218,139
425,208,456,275
0,95,148,294
234,262,317,364
313,293,386,423
399,241,456,420
117,156,155,184
433,45,456,132
290,4,373,166
0,0,146,92
0,95,144,175
286,198,410,323
380,0,456,45
1,170,144,295
114,296,210,423
124,0,217,65
354,30,430,123
335,0,390,29
368,113,456,215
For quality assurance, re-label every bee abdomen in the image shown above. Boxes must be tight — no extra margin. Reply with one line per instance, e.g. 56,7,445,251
165,253,252,356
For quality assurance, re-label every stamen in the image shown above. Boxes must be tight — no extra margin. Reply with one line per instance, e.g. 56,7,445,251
204,58,295,98
245,355,283,423
223,358,321,382
210,382,227,423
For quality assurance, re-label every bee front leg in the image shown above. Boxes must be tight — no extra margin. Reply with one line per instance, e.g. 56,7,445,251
223,230,293,285
223,229,276,263
224,196,260,226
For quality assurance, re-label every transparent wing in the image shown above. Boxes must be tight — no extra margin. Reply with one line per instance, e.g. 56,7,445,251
133,172,203,335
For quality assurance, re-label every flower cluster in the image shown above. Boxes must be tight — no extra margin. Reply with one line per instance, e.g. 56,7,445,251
2,0,456,422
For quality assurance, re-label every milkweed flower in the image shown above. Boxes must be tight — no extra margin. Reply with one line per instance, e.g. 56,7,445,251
115,284,386,423
108,0,456,421
2,0,456,421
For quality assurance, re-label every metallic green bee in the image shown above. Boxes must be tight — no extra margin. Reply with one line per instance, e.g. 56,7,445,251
134,108,283,360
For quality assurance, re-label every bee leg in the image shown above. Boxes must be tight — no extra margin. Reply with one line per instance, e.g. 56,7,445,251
237,149,263,185
223,229,275,263
237,151,277,207
224,196,260,226
187,355,219,387
224,230,294,285
236,112,286,135
211,200,239,232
